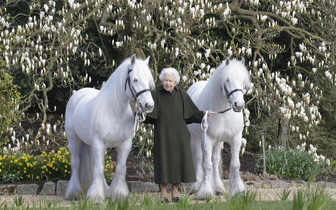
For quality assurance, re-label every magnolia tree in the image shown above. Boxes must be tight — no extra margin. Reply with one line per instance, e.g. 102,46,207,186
1,0,335,154
95,0,336,150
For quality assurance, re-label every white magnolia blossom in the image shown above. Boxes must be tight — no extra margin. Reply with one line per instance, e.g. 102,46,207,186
0,0,333,163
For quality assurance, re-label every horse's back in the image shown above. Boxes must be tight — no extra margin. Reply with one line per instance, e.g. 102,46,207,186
187,81,207,106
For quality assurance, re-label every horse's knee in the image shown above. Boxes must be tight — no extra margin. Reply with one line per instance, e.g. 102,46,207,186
202,162,212,172
230,162,241,171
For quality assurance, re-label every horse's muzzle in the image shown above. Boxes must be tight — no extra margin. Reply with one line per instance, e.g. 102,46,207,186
232,101,245,112
141,102,154,113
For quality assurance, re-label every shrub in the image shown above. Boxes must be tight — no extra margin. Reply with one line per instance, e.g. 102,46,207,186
256,143,330,181
0,67,21,148
0,146,113,183
132,124,154,157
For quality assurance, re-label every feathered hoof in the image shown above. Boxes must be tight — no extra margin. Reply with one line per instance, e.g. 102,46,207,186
231,186,247,196
65,185,83,201
197,191,213,200
189,182,201,194
88,195,105,205
109,186,129,200
216,189,225,196
112,193,129,202
87,188,106,204
64,192,82,201
196,185,214,200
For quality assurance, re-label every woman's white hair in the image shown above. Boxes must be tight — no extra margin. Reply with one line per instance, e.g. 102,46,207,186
159,67,180,84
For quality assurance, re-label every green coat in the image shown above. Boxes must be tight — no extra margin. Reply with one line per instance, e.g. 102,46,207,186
144,85,204,184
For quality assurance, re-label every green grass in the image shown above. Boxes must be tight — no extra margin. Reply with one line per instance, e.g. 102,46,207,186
1,187,335,210
7,200,336,210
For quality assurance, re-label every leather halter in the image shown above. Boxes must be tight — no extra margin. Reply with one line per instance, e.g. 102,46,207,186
214,85,244,114
223,85,244,100
125,68,150,102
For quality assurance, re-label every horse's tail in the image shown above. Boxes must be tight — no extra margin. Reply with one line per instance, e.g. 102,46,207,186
78,142,94,193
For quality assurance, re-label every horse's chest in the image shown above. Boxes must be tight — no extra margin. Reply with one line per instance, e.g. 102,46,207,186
99,119,134,145
209,115,243,137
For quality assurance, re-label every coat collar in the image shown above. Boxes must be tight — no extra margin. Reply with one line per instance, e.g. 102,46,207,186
157,85,179,93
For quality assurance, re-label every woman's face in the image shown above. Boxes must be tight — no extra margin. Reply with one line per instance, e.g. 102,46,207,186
163,73,176,92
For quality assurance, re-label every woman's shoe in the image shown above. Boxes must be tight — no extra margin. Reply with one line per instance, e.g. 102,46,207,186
163,197,169,204
172,197,180,203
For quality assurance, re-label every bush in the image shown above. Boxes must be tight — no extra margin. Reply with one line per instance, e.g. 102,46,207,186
132,124,154,157
0,146,113,183
256,143,330,181
0,67,21,148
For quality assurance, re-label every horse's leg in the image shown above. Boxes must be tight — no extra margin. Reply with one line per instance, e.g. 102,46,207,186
189,136,203,194
197,133,215,200
109,138,131,199
65,132,84,200
212,141,225,195
229,136,246,195
86,136,107,203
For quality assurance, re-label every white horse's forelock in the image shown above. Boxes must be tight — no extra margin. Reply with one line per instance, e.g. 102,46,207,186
131,57,155,90
219,58,251,89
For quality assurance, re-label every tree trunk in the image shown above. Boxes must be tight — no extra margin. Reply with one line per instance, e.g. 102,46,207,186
278,118,289,148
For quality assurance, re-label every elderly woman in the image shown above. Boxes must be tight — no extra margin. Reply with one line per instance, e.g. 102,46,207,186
143,67,210,203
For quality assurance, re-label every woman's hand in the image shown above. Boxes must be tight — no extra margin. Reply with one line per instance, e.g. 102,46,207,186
203,110,212,117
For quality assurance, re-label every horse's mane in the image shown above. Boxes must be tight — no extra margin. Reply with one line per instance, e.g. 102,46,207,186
222,58,251,90
208,58,251,90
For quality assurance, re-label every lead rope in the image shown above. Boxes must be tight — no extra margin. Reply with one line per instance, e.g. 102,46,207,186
201,108,231,137
133,103,146,137
201,111,210,132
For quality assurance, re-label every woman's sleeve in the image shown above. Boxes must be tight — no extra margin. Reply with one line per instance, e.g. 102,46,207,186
181,91,204,124
142,89,158,124
185,110,204,124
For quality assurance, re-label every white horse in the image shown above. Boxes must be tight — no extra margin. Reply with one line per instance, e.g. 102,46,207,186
187,58,252,199
64,55,155,203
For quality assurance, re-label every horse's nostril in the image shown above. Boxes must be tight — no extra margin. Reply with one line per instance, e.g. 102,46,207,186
234,102,245,108
145,103,153,109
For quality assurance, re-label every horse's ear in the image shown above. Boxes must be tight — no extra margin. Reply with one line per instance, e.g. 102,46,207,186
145,56,150,64
225,58,230,66
241,58,245,65
131,54,136,64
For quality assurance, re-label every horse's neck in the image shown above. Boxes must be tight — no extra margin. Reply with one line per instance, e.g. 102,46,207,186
201,79,231,111
94,74,131,117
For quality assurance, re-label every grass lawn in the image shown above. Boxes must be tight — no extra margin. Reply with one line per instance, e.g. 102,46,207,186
2,189,335,210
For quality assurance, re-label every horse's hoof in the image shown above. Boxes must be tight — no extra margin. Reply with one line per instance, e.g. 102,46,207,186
64,195,77,201
197,191,213,200
88,196,105,205
216,189,225,196
189,191,196,195
65,191,83,201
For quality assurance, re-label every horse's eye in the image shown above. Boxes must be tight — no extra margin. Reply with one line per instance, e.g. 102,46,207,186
133,78,138,83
